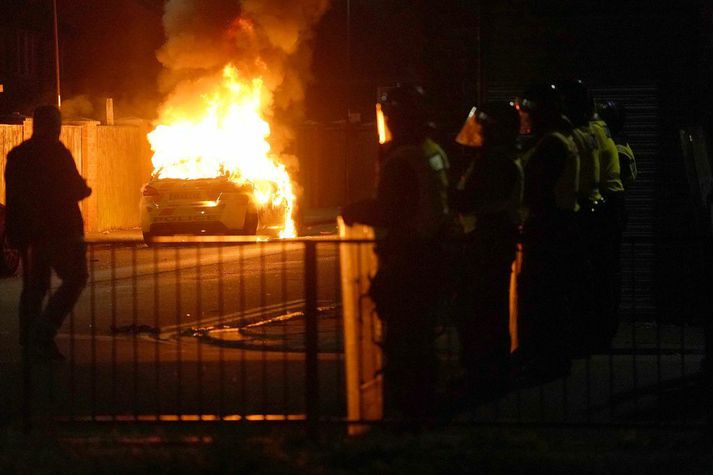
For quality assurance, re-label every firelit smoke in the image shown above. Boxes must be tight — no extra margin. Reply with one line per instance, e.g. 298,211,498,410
156,0,330,158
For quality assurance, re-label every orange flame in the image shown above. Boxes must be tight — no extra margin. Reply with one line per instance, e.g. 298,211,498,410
148,64,296,238
376,103,391,145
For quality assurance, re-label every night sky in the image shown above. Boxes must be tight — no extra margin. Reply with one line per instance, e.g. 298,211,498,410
57,0,165,119
1,0,707,129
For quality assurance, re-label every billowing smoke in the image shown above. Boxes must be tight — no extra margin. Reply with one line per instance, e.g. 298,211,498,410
59,95,95,120
51,0,164,121
155,0,330,156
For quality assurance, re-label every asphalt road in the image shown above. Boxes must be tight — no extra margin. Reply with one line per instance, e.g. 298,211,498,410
0,230,707,426
0,235,347,422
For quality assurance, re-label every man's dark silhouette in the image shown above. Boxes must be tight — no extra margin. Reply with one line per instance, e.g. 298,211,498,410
5,105,92,361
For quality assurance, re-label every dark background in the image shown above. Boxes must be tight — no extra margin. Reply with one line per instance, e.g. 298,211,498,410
2,1,710,127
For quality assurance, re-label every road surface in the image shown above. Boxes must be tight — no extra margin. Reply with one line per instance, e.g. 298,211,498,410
0,233,706,426
0,236,347,422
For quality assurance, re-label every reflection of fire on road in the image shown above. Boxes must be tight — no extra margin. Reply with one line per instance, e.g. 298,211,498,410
180,305,342,353
148,0,331,239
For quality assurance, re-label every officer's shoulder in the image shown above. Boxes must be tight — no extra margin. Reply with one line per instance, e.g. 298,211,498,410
388,143,421,162
421,137,445,152
590,119,606,129
540,133,572,151
590,119,612,138
387,142,427,169
382,147,417,176
421,138,448,169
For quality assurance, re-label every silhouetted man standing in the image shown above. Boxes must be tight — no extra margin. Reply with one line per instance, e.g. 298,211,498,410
5,105,92,360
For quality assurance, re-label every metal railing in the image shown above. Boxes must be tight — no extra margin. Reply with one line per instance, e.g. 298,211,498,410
5,236,710,433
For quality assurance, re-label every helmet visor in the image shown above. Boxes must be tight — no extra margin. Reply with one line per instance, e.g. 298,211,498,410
513,100,532,135
455,107,484,147
376,102,392,144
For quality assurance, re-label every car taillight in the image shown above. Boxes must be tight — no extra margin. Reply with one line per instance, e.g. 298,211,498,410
143,185,160,197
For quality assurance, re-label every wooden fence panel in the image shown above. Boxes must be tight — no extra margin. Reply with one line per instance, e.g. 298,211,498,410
0,125,24,203
95,125,152,230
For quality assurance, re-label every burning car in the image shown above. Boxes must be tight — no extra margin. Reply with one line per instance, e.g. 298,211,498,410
143,64,297,243
140,175,288,241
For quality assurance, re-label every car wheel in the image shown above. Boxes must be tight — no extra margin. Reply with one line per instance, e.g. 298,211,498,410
0,233,20,276
243,213,259,235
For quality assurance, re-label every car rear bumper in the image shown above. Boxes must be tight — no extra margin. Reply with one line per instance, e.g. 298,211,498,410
146,218,263,236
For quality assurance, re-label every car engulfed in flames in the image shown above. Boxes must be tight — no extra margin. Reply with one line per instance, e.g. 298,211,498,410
140,176,288,242
140,64,297,242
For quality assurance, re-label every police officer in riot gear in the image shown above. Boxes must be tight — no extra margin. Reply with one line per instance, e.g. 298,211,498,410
593,100,632,346
341,84,450,420
597,100,636,189
450,101,523,404
515,83,580,383
557,79,608,355
557,80,603,211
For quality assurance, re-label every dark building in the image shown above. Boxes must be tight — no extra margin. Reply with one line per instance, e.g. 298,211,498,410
0,0,163,118
1,0,711,317
0,0,55,116
305,0,713,319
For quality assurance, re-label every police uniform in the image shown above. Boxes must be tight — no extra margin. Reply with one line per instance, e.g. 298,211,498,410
589,118,627,347
570,122,609,357
517,129,581,378
450,146,522,401
345,135,450,418
590,119,624,196
571,125,603,207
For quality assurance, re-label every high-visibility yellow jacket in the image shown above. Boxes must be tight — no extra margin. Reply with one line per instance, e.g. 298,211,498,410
617,142,637,188
590,119,624,194
341,137,450,242
521,131,580,214
571,125,603,203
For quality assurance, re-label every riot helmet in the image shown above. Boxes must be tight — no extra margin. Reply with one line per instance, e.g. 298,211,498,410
376,84,429,142
518,83,564,136
456,101,520,149
597,100,625,137
557,79,594,128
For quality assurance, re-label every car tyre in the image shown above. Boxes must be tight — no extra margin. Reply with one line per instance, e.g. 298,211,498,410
243,212,258,235
142,231,155,247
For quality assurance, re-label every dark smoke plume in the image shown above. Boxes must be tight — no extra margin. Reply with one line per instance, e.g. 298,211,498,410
155,0,330,155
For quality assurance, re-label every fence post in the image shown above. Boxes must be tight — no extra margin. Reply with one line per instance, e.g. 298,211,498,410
704,233,713,430
22,346,32,433
705,313,713,429
78,121,99,233
304,240,319,439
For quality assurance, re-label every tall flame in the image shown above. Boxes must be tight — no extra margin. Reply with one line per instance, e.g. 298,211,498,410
376,103,391,145
148,64,296,238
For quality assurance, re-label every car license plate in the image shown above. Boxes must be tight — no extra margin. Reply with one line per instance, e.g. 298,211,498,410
154,215,211,223
169,192,202,200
